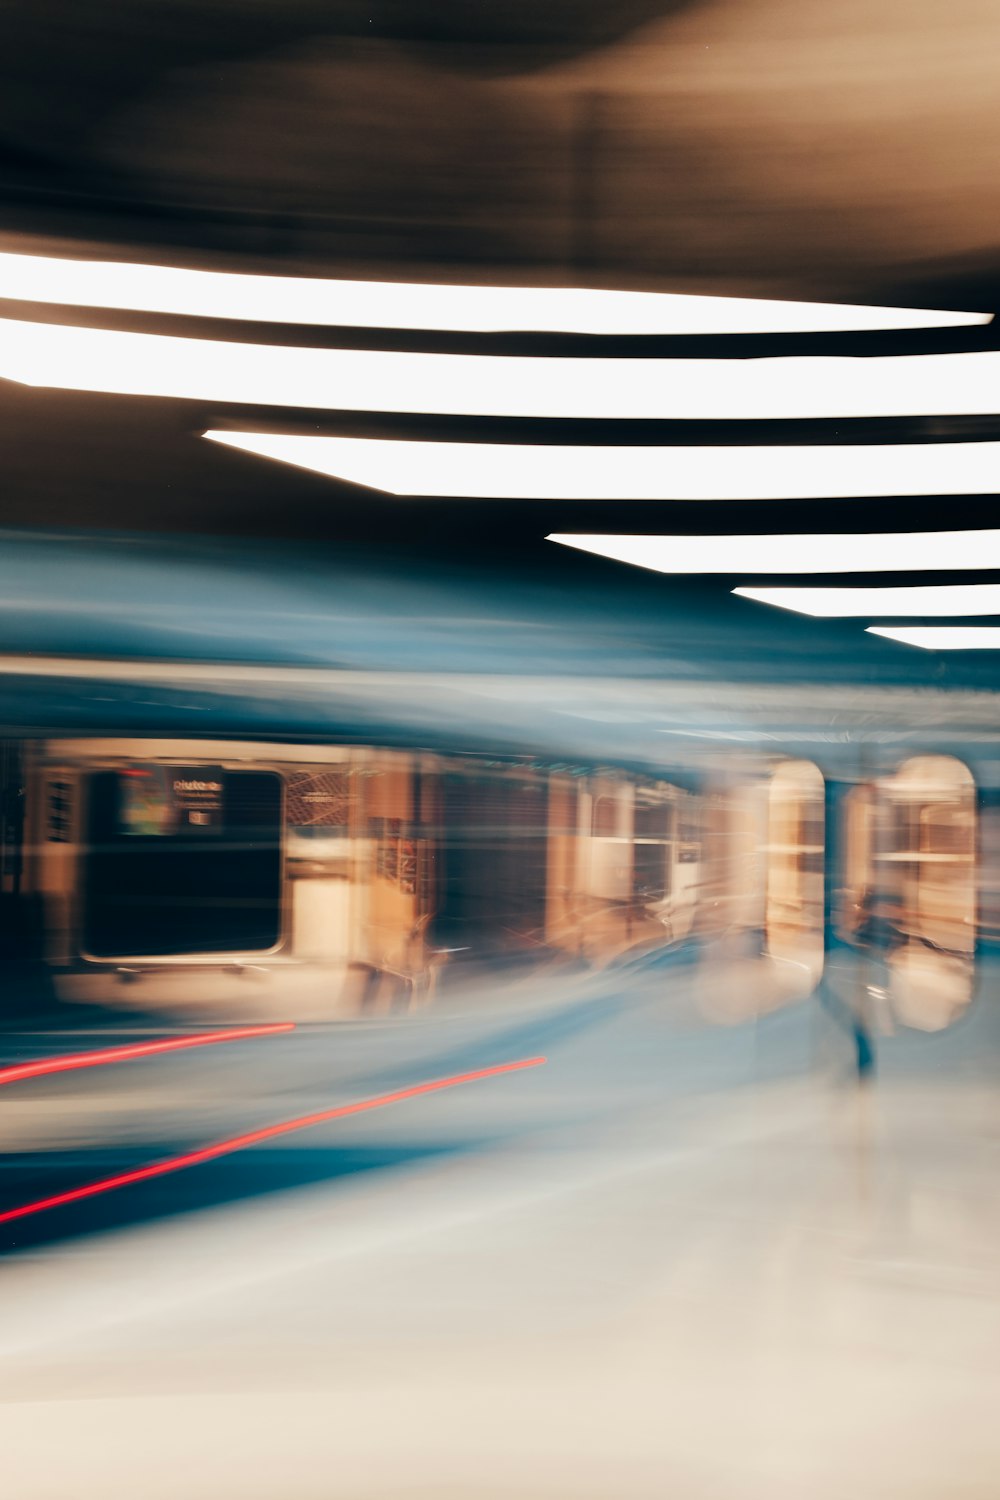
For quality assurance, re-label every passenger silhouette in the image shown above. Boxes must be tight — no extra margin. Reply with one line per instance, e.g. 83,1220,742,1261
853,892,907,960
851,892,907,1078
819,891,906,1081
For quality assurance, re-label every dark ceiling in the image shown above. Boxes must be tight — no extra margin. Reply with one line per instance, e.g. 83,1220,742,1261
1,0,999,709
3,0,1000,303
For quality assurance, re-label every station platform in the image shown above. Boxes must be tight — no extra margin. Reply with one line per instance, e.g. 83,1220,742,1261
2,950,1000,1496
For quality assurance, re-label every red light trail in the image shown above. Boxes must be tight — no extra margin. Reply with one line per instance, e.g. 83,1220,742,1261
0,1023,296,1088
0,1055,547,1227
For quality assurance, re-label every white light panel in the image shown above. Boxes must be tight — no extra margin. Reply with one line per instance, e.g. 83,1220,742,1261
203,431,1000,500
5,318,1000,419
734,583,1000,616
867,626,1000,649
548,532,1000,573
0,250,988,334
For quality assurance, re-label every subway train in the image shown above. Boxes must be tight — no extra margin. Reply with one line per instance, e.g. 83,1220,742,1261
0,724,987,1032
0,521,991,1029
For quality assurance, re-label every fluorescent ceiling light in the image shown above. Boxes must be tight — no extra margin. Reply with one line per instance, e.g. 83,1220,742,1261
203,431,1000,500
6,318,1000,419
867,626,1000,649
0,250,988,334
549,532,1000,573
735,583,1000,617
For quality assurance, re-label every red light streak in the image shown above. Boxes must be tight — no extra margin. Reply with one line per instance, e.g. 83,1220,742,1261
0,1023,296,1089
0,1055,547,1227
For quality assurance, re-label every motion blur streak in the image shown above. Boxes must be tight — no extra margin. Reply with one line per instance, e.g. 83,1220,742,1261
549,530,1000,573
0,1056,547,1227
2,251,982,334
0,1023,296,1089
8,318,1000,420
866,626,1000,649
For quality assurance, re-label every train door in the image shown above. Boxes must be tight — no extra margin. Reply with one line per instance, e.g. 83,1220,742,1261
363,755,420,978
858,755,976,1030
584,782,632,905
671,796,701,941
575,778,633,961
691,764,821,1024
696,780,767,938
285,763,355,965
632,786,698,943
764,760,825,993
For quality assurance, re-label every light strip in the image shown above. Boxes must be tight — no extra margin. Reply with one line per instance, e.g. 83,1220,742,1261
5,318,1000,419
206,432,1000,500
734,583,1000,617
549,531,1000,573
867,626,1000,649
0,1023,295,1089
0,250,988,334
0,1055,547,1226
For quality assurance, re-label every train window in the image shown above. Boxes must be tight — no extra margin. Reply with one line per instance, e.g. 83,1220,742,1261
698,789,760,933
897,759,976,1028
632,798,674,904
592,796,619,838
83,768,283,958
47,780,73,843
434,772,549,953
919,802,973,858
851,755,976,1030
633,801,671,842
286,769,351,842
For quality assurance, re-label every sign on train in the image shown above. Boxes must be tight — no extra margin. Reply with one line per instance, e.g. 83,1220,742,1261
119,764,224,835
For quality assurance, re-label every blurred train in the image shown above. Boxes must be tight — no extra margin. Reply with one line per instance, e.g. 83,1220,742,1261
0,727,987,1029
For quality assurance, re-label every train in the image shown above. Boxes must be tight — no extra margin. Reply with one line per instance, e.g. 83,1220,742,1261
0,724,987,1031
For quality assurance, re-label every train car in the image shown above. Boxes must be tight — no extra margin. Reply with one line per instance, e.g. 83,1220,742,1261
14,736,706,1019
4,722,993,1039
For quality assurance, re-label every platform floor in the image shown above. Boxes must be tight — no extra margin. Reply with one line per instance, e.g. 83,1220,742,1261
2,948,999,1498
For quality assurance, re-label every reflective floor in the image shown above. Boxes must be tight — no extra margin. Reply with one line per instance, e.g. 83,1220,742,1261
3,949,999,1498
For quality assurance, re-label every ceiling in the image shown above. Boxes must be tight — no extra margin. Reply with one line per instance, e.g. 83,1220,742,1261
1,0,999,725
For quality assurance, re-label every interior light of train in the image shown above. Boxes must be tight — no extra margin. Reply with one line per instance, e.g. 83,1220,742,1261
0,250,988,334
203,431,1000,501
548,530,1000,572
8,318,1000,420
866,625,1000,649
734,583,1000,616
